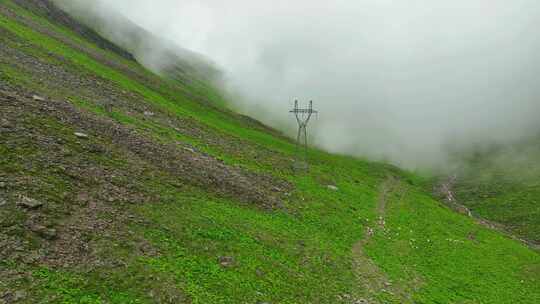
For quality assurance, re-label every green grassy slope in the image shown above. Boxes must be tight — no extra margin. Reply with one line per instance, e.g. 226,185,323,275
452,142,540,244
0,1,539,303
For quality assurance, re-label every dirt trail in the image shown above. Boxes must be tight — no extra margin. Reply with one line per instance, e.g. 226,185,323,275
436,176,540,251
350,177,411,304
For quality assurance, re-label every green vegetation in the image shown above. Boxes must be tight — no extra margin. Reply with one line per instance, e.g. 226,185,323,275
453,144,540,243
0,1,539,303
366,186,539,303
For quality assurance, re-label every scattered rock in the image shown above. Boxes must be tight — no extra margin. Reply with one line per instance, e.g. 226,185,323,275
143,111,155,117
17,196,43,209
31,225,57,240
87,144,105,153
354,299,368,304
218,256,235,268
182,147,196,153
32,95,45,101
0,119,11,128
23,250,42,264
256,268,265,277
74,132,89,139
0,182,5,189
326,185,339,191
0,199,6,207
42,228,58,240
76,192,90,203
13,290,27,301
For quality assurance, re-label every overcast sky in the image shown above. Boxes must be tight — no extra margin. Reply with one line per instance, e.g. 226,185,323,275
57,0,540,169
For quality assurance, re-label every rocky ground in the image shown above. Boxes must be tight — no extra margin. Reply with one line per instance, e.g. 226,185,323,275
1,1,539,303
0,2,296,301
0,79,296,302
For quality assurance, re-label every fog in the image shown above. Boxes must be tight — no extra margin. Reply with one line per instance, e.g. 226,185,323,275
54,0,540,169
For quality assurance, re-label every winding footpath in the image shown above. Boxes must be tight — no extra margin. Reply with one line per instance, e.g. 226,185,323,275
351,177,411,304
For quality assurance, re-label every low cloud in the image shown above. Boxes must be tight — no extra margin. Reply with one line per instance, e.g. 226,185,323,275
55,0,540,169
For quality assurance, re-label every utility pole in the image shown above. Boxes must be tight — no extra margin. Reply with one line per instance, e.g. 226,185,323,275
290,100,317,171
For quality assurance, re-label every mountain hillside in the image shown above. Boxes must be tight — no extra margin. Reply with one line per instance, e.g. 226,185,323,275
50,0,221,86
11,0,134,60
448,139,540,244
1,1,539,303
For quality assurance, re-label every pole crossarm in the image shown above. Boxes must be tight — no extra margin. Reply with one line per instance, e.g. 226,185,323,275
289,109,318,114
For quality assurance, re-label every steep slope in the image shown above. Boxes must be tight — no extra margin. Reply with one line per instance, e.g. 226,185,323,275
50,0,221,86
0,1,539,303
446,139,540,245
11,0,134,61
